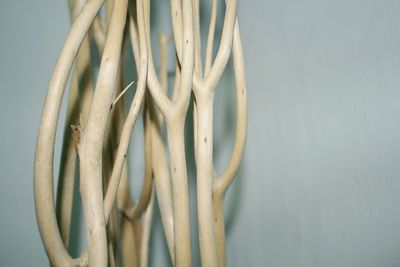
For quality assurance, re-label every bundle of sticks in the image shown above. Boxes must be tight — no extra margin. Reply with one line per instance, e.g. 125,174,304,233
34,0,247,266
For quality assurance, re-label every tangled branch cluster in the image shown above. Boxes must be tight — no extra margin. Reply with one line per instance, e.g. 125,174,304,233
34,0,247,266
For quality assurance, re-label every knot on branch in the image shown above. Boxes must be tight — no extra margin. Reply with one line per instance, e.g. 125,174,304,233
70,124,82,154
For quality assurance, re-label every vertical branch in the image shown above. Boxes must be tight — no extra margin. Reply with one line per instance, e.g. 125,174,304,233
170,0,183,61
108,241,117,267
144,0,172,115
213,22,247,197
148,32,176,263
204,0,218,76
157,32,171,93
194,90,219,267
192,0,203,77
145,0,195,265
171,60,181,102
119,96,153,264
212,197,226,267
168,1,195,266
79,0,128,266
140,190,155,267
34,0,106,265
118,164,139,267
101,1,149,265
104,56,127,262
123,100,153,220
165,119,192,267
56,0,87,247
204,0,237,89
92,16,106,52
191,1,239,265
149,99,175,263
213,23,248,267
102,0,149,223
57,0,95,245
193,0,237,91
120,220,139,267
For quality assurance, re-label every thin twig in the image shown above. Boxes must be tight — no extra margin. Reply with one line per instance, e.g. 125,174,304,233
110,81,135,110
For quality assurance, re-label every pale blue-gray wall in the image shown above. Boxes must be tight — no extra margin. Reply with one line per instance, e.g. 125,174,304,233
1,0,400,266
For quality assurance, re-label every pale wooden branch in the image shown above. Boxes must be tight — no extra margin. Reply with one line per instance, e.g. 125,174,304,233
100,2,148,265
145,0,195,265
117,163,139,267
102,0,148,223
120,219,139,267
148,98,175,262
56,71,79,248
144,0,172,115
171,59,181,102
105,0,114,30
194,92,219,267
170,0,183,63
190,1,237,266
204,0,218,76
193,0,237,91
122,102,153,220
212,196,226,267
173,0,195,111
157,32,172,93
192,0,203,77
108,241,117,267
214,21,247,196
140,190,155,267
213,22,248,267
128,13,141,72
92,15,106,51
34,0,106,265
78,0,128,266
57,0,96,249
149,33,176,263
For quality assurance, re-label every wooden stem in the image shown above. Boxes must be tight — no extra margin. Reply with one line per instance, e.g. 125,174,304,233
79,0,128,265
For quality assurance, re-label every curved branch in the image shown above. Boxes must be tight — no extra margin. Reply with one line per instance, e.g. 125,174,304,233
144,0,172,115
92,15,106,52
34,0,106,266
123,101,153,220
212,24,247,267
57,0,95,249
191,0,238,92
203,0,237,91
128,13,141,72
213,22,247,196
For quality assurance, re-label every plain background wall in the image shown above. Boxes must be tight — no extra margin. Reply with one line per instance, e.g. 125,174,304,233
1,0,400,266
